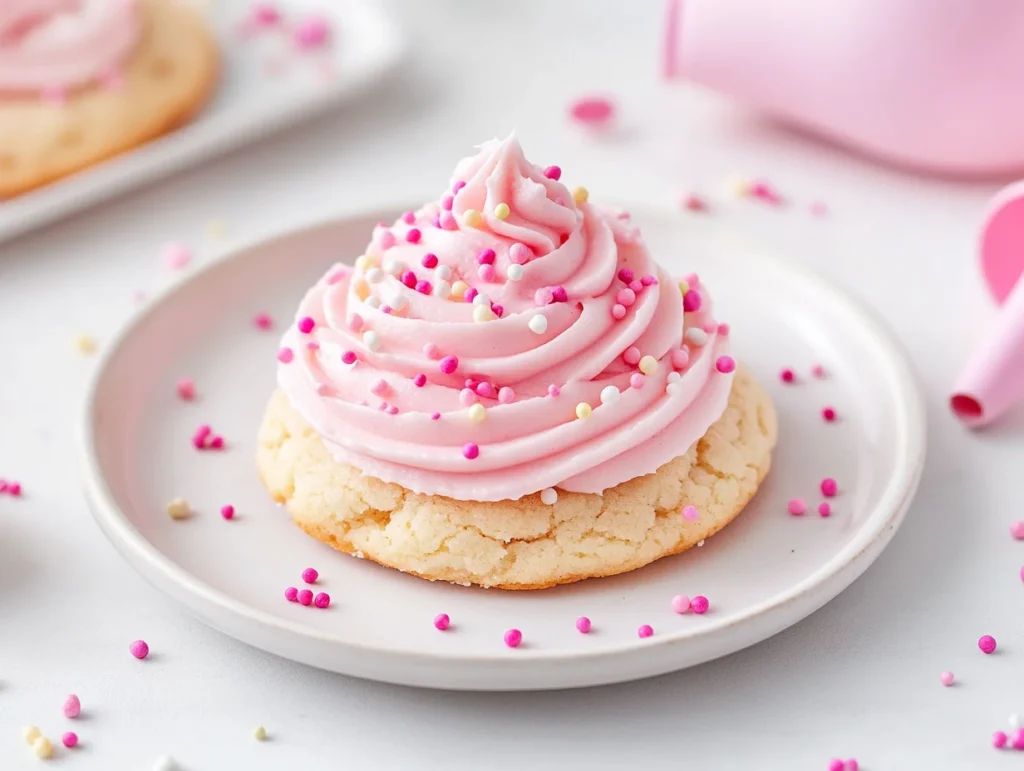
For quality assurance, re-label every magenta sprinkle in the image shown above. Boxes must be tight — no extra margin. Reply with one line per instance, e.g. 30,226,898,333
547,385,560,397
477,248,496,265
504,629,523,648
402,210,415,224
552,286,568,303
405,228,422,243
641,274,656,287
492,304,504,317
421,253,438,269
301,568,318,584
683,289,702,312
570,96,615,125
821,478,838,497
441,195,454,211
629,279,643,293
433,613,451,631
431,412,441,420
576,617,592,634
401,270,417,288
413,373,427,388
440,355,459,375
342,350,357,365
313,592,331,608
277,347,294,363
192,424,211,449
129,640,149,659
209,436,224,450
220,504,235,520
993,731,1009,749
285,586,298,602
691,596,709,614
828,760,844,771
543,165,562,180
387,405,399,415
253,313,273,330
979,635,997,654
382,306,393,315
465,287,479,303
822,406,837,422
453,180,466,193
0,482,15,497
788,498,807,516
63,694,81,719
297,589,313,606
476,382,496,399
818,502,832,517
416,280,432,294
1014,730,1024,750
682,505,698,521
716,356,736,374
780,368,796,383
463,443,480,460
618,268,634,283
509,243,531,264
297,316,315,334
62,732,78,749
638,624,654,639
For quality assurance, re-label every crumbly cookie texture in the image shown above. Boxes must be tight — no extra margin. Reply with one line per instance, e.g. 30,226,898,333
257,368,778,590
0,0,219,198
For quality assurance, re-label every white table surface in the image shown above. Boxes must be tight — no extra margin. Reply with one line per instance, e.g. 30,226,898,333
2,1,1022,769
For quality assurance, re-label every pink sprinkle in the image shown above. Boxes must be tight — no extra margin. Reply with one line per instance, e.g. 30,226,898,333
129,640,149,659
671,349,689,370
251,3,281,25
504,628,523,648
314,592,331,609
297,316,315,334
387,405,399,415
441,195,454,211
1011,521,1024,540
682,194,708,212
463,443,480,460
342,350,357,365
297,590,313,606
821,478,838,497
440,211,457,230
285,586,298,602
845,761,858,771
828,761,844,771
641,275,656,287
611,304,627,320
993,731,1009,749
684,273,700,288
629,279,644,293
978,635,997,654
220,505,235,520
62,732,78,749
498,387,516,404
939,671,955,687
162,242,191,270
327,268,348,284
371,379,391,397
616,288,636,307
421,253,438,269
716,356,736,374
301,568,318,584
478,264,497,282
254,313,273,330
543,165,562,180
424,343,441,360
683,289,702,312
464,378,477,389
347,313,364,332
509,243,531,264
453,181,466,194
492,304,504,318
630,373,646,389
460,388,478,406
431,412,441,420
638,624,654,639
405,228,422,244
176,378,196,401
192,424,211,449
751,179,784,205
401,270,417,288
780,368,796,383
810,201,829,218
618,268,635,284
41,84,67,105
99,66,124,90
412,373,427,388
402,211,416,224
476,382,496,399
822,406,837,422
812,364,827,378
547,385,560,397
63,694,81,719
382,306,394,315
440,355,459,374
569,96,615,126
701,319,718,334
477,248,496,265
434,613,451,631
534,287,554,306
788,498,807,516
718,323,730,336
691,596,710,614
671,595,691,614
818,502,832,517
307,342,319,351
379,230,397,249
277,347,294,363
294,15,330,48
576,617,592,634
682,505,698,521
623,347,641,366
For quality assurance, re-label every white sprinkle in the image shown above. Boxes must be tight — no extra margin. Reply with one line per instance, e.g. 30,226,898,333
365,296,382,310
472,292,491,307
433,280,451,300
382,259,405,276
507,264,524,281
153,756,179,771
600,385,620,405
541,487,558,505
1011,714,1021,730
166,497,191,520
365,268,385,284
697,539,705,547
386,289,408,312
363,331,381,351
528,314,548,334
435,264,452,280
685,328,709,346
667,371,681,384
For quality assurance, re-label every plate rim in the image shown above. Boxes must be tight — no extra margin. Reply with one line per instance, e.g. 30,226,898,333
79,204,928,675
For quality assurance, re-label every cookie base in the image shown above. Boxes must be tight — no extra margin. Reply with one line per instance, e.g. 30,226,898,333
257,368,778,590
0,0,219,198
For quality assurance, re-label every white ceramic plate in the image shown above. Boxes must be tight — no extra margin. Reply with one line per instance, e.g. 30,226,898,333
81,207,926,691
0,0,403,244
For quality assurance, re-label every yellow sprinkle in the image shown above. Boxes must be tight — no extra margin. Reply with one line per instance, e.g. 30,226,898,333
467,403,486,423
572,186,589,205
639,355,658,376
253,726,267,741
166,497,191,520
33,736,53,759
463,209,482,228
473,305,496,323
727,175,751,197
75,335,97,355
575,402,592,420
450,281,468,301
677,280,690,296
205,219,228,239
353,279,370,301
494,202,510,220
23,726,41,744
354,254,378,273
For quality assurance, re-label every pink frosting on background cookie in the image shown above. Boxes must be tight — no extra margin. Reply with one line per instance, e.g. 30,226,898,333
277,137,734,501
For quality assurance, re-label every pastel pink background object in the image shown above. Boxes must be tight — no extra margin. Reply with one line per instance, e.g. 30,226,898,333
663,0,1024,177
951,182,1024,426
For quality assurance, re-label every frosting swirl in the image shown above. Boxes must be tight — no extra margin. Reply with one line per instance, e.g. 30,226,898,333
277,136,734,501
0,0,139,92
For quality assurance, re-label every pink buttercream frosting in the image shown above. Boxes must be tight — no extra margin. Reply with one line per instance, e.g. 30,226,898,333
276,137,734,501
0,0,139,92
